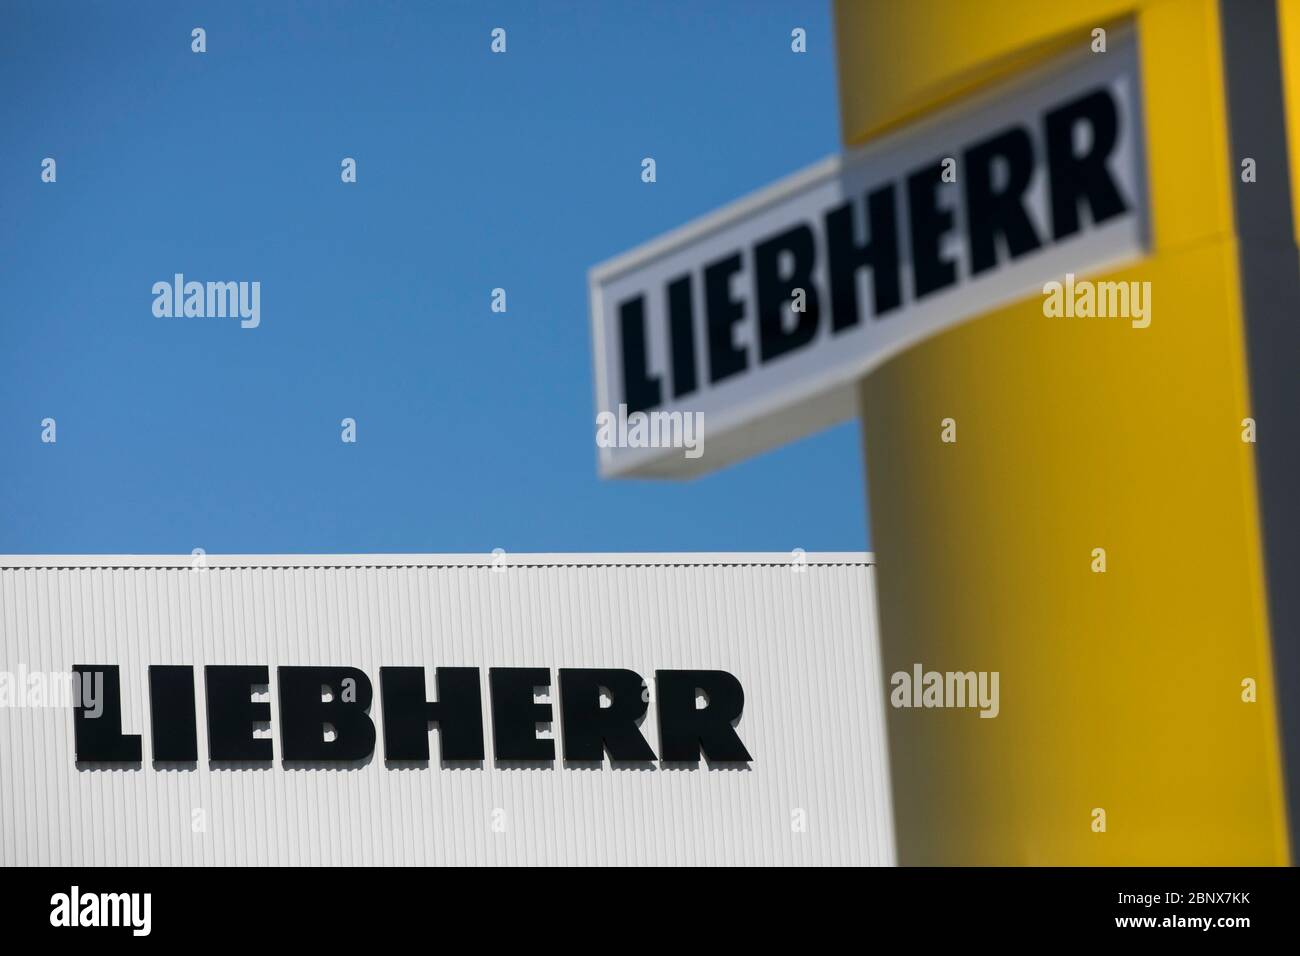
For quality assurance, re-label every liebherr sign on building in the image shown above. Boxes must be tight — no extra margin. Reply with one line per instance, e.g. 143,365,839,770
589,34,1146,477
0,554,894,866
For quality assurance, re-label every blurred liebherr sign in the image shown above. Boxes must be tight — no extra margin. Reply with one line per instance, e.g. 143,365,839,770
588,33,1146,478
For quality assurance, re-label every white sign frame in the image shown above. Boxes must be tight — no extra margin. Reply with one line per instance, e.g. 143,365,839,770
589,29,1148,478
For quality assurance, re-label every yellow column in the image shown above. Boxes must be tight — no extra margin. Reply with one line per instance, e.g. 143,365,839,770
839,0,1296,863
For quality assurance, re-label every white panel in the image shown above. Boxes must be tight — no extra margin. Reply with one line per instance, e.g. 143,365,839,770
0,555,894,866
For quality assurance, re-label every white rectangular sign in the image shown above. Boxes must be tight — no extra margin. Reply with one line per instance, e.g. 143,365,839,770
0,555,894,866
589,31,1147,477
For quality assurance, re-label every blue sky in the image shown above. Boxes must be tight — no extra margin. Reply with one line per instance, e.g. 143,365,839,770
0,0,868,555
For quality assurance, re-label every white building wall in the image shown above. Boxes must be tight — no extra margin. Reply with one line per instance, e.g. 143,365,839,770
0,554,894,866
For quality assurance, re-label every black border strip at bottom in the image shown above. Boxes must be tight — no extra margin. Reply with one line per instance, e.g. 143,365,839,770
7,866,1296,940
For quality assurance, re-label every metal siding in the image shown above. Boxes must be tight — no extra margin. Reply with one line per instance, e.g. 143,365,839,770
0,556,893,866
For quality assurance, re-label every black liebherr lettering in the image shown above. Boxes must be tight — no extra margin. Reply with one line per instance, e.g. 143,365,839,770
615,85,1131,414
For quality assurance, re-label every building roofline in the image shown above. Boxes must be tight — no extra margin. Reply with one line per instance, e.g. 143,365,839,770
0,552,874,570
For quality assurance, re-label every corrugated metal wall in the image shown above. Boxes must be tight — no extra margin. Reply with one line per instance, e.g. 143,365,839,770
0,555,894,866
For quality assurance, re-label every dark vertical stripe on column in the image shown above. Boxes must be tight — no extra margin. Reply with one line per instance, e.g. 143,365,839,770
1221,0,1300,863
